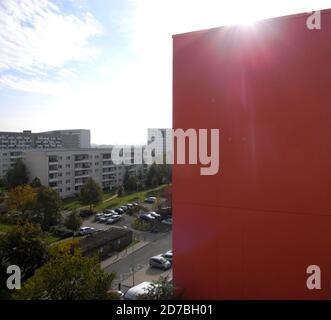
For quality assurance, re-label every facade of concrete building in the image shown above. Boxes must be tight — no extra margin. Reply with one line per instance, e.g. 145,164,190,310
0,129,91,178
40,129,91,148
24,147,145,198
147,128,172,163
0,150,25,177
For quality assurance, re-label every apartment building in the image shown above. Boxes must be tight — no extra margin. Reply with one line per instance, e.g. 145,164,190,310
40,129,91,148
0,129,91,178
24,147,146,198
147,128,172,163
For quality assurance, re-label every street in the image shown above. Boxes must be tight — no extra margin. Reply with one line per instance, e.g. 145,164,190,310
105,230,172,291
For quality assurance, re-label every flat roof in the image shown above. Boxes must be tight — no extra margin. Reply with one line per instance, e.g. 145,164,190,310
172,7,331,39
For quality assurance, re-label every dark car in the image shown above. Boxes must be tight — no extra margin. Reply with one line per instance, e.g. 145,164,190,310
139,213,156,221
114,208,124,215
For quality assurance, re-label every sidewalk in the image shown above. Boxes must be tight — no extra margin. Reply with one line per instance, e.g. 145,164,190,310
101,240,149,269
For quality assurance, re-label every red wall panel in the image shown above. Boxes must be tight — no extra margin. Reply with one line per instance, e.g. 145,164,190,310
173,9,331,299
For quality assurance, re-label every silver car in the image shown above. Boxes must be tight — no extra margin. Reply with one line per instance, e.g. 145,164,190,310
149,255,171,270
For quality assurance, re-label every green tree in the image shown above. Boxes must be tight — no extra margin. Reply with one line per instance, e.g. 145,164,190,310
0,223,48,280
138,276,173,300
117,184,124,197
13,241,115,300
34,187,62,230
4,159,28,189
79,178,102,211
126,176,139,192
30,177,42,188
5,185,37,220
123,169,130,191
0,177,4,189
145,163,166,188
65,210,82,232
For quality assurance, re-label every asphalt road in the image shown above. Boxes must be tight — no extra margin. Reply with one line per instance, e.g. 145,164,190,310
105,230,172,290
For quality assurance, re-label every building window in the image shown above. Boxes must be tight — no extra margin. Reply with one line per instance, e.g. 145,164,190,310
66,164,70,168
66,156,71,160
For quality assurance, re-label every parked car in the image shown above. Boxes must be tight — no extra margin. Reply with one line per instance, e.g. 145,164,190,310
161,218,172,225
126,203,133,208
120,205,128,211
106,215,121,224
162,250,173,262
79,209,93,218
114,208,124,215
132,202,139,207
149,255,171,270
94,213,104,221
144,197,156,204
103,213,114,218
104,209,116,215
124,282,153,300
139,213,156,221
79,227,95,236
149,211,161,219
99,216,108,223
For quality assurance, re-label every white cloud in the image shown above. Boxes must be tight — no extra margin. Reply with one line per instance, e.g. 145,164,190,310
0,75,69,96
0,0,102,75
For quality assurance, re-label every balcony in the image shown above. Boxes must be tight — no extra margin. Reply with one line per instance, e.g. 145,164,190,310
74,155,90,162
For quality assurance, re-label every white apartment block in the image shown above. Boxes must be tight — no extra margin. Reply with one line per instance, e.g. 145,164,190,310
40,129,91,148
147,128,172,163
0,129,91,178
0,150,25,177
24,148,146,198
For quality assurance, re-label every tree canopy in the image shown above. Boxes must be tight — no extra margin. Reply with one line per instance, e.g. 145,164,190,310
5,185,37,218
65,210,82,232
0,223,48,280
4,159,28,189
34,187,62,230
79,178,102,211
13,241,115,300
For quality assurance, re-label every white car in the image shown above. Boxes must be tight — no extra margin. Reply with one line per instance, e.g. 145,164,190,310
161,218,172,225
104,209,116,215
162,250,173,262
149,211,161,219
79,227,95,235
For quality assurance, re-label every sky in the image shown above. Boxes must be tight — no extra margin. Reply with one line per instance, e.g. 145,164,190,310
0,0,330,145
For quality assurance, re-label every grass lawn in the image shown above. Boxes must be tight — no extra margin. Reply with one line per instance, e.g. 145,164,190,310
95,184,168,212
61,184,169,213
45,234,61,244
61,191,115,210
0,223,14,234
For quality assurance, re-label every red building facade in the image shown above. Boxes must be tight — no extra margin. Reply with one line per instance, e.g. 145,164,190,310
173,9,331,299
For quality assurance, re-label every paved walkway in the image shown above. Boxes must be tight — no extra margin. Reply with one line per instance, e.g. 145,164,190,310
101,240,149,269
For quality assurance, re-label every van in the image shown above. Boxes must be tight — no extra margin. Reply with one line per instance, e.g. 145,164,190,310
123,281,153,300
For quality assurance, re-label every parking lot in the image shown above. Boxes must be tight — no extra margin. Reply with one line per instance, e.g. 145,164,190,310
81,199,171,233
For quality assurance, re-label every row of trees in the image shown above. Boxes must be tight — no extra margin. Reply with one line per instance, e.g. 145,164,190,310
0,224,116,300
123,164,172,193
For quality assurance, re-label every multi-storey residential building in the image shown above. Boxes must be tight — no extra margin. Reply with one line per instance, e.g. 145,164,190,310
147,128,172,163
24,147,146,198
40,129,91,148
0,129,91,178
